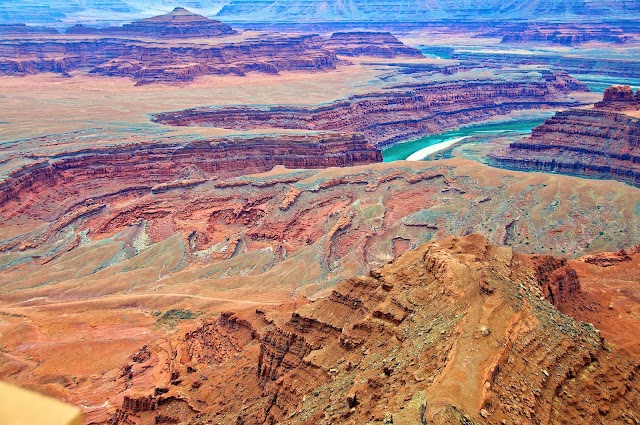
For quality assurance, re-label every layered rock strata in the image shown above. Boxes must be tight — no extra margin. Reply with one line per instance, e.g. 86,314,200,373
0,10,432,84
0,133,381,209
324,31,423,57
451,50,640,79
107,7,236,38
493,24,629,45
153,71,587,147
66,7,236,38
106,235,640,424
0,23,59,36
489,85,640,187
0,33,338,84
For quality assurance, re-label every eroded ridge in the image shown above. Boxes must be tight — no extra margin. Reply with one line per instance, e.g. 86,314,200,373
153,71,587,147
77,235,640,424
489,85,640,187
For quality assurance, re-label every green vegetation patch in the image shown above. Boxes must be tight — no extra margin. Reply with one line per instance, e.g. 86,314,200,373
153,309,202,327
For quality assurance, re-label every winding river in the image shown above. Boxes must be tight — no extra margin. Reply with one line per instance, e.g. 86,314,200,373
381,119,548,162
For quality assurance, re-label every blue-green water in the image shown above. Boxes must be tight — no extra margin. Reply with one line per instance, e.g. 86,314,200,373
382,120,546,162
570,74,640,93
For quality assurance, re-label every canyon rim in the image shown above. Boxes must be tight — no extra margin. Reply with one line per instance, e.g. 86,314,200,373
0,2,639,425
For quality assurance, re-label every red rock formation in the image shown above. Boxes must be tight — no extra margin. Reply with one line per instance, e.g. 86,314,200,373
154,71,587,147
0,34,339,83
109,7,236,38
451,50,640,79
489,86,640,187
112,234,638,425
68,8,236,38
324,31,423,57
121,394,158,412
602,85,636,102
529,256,581,307
0,20,339,83
594,84,640,110
0,15,430,84
0,133,380,209
0,23,59,36
581,249,633,267
497,25,629,45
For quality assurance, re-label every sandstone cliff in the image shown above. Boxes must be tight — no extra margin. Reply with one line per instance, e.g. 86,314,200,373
0,133,381,209
489,85,640,187
324,31,423,58
0,32,339,84
105,235,640,424
0,11,433,84
153,71,587,147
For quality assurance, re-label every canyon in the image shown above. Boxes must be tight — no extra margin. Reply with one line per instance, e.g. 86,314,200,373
1,156,639,424
153,71,588,147
0,8,429,85
0,5,639,425
1,226,638,424
489,85,640,187
0,132,381,212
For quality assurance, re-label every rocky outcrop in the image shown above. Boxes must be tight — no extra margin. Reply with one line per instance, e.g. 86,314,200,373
581,249,633,267
489,86,640,187
80,7,236,38
0,31,339,83
94,236,640,425
0,12,428,84
0,23,59,36
452,50,640,79
497,25,629,45
530,256,581,306
121,394,158,412
0,133,381,208
324,32,423,58
242,235,640,424
153,71,587,147
594,85,640,110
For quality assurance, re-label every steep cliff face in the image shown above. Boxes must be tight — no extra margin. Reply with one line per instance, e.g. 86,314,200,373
501,28,628,45
0,13,434,84
0,32,339,84
153,71,587,147
324,31,423,58
67,7,236,38
594,84,640,110
489,86,640,187
486,23,631,45
115,7,235,38
104,235,640,425
451,51,640,79
1,156,638,423
215,0,640,22
0,23,59,36
0,133,381,209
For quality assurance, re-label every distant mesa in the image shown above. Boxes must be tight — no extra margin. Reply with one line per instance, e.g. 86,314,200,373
496,25,629,46
325,32,424,58
215,0,640,22
489,85,640,187
0,23,59,36
67,7,236,38
0,24,428,84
